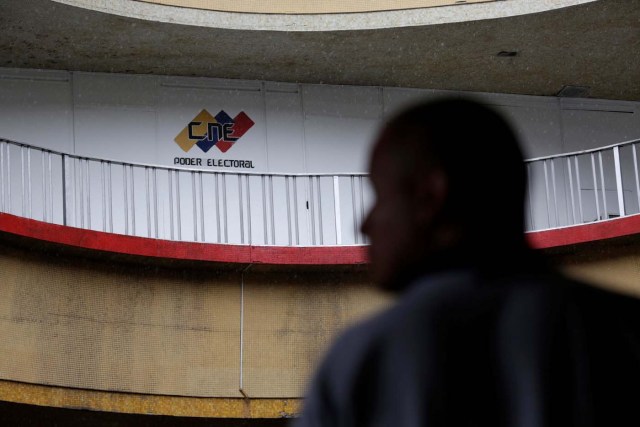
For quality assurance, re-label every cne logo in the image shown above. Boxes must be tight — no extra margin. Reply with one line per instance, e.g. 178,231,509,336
174,109,255,154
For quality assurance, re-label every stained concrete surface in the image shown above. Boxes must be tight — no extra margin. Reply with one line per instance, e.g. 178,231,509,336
1,0,639,100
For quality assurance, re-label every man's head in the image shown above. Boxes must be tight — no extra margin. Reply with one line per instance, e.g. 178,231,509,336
362,98,528,290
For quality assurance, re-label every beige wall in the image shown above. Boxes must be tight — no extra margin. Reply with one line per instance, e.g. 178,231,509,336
550,237,640,298
1,234,640,414
0,241,390,402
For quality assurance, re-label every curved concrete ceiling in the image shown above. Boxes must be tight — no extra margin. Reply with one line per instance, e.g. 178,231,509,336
0,0,639,101
55,0,596,31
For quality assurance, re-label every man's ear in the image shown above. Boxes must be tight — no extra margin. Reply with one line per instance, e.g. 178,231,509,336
413,169,448,225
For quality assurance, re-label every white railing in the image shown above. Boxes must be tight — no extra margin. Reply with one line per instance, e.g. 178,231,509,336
524,138,640,231
1,137,640,246
0,138,370,246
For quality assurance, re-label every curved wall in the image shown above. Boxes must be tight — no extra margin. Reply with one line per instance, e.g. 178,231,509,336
2,68,640,245
0,236,390,400
2,68,639,175
1,215,640,415
54,0,598,31
3,212,640,265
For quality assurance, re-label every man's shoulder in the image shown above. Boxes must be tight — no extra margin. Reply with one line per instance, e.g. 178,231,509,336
300,269,640,426
330,271,640,360
323,270,483,368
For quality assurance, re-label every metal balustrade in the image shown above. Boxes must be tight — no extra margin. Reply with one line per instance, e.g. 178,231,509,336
1,137,640,246
0,138,371,246
524,139,640,231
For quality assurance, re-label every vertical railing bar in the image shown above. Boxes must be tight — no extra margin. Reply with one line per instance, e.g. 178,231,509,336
633,144,640,212
293,176,299,246
80,159,84,227
130,165,135,235
78,159,83,228
108,163,113,232
176,171,181,241
86,160,91,230
285,176,292,246
574,157,584,223
41,149,46,221
83,160,88,228
613,146,626,217
153,168,158,238
199,172,205,242
350,176,358,244
246,175,252,245
262,175,268,245
168,170,174,240
123,163,128,234
75,158,80,227
542,161,551,228
309,176,316,245
20,147,25,217
591,153,600,221
567,158,576,224
598,152,608,219
0,142,4,213
27,148,32,218
317,176,323,245
238,175,245,244
48,152,53,222
146,167,151,238
526,163,534,230
69,157,74,225
61,154,66,226
102,161,106,231
215,173,221,243
551,160,559,227
333,176,342,245
269,176,275,245
192,172,198,242
81,159,87,228
222,174,228,243
358,176,365,244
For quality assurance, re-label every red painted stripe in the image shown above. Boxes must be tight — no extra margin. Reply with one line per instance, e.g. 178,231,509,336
0,213,367,265
526,214,640,248
1,212,639,264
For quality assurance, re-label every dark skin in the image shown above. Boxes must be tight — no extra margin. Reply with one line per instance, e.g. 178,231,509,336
362,127,536,292
361,129,465,292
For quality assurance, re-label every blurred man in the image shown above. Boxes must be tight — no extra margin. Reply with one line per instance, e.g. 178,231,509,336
295,98,640,427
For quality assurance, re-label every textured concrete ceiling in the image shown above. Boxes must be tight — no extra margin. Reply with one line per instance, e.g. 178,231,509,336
1,0,639,100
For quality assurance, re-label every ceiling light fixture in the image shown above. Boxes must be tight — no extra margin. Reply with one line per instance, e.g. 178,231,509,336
557,85,591,98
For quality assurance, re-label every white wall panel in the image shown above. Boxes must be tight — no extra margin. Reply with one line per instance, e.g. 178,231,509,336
492,103,563,158
302,85,382,174
561,101,640,222
264,83,305,173
73,72,158,108
2,67,640,242
74,107,158,164
0,69,72,152
382,87,443,119
301,85,381,244
561,105,639,152
262,84,307,244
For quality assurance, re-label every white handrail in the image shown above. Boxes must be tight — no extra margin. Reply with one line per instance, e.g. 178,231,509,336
0,138,367,177
1,137,640,244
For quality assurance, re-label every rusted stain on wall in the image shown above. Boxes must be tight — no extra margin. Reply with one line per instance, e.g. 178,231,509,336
0,380,303,418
